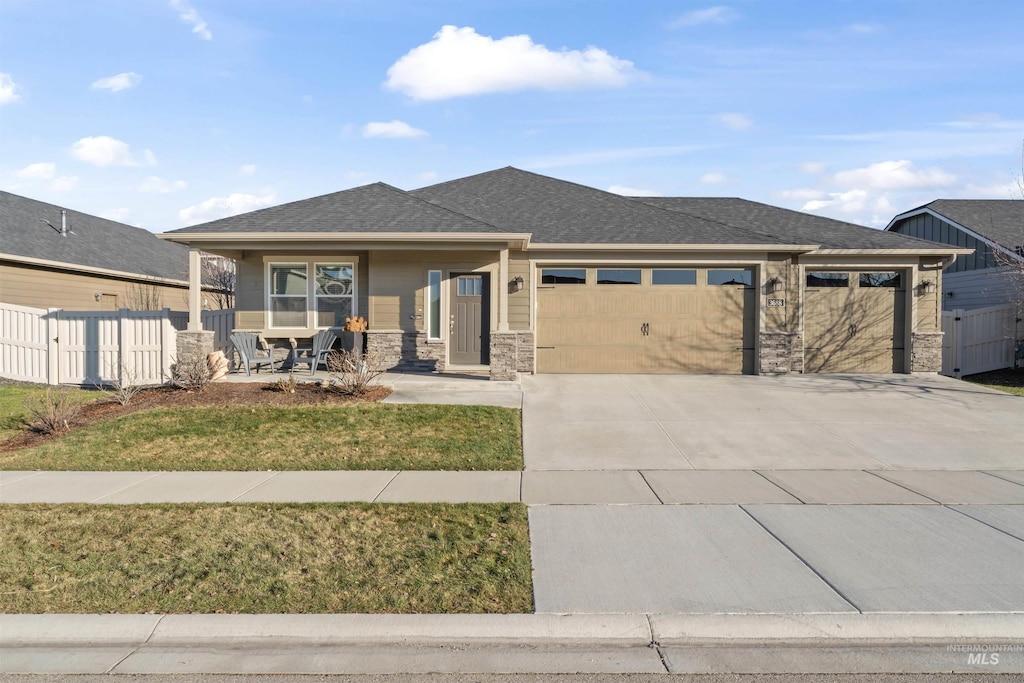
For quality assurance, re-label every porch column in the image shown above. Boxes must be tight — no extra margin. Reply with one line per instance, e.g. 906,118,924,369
188,248,203,331
498,247,510,332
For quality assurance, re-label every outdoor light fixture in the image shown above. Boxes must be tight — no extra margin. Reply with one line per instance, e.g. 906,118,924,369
767,277,783,293
94,293,102,302
918,279,936,295
510,275,524,292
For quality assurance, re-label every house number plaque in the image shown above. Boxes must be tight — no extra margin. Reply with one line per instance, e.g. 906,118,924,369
767,298,785,308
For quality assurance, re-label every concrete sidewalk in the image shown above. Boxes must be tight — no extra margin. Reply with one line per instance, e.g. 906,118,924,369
2,468,1022,504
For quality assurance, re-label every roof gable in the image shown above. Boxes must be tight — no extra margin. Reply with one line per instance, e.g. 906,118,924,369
166,182,500,234
917,199,1024,252
0,191,189,281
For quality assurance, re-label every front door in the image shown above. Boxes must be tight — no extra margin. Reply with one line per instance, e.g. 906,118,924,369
449,273,490,365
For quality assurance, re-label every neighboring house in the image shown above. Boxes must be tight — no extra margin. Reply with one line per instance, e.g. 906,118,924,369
885,199,1024,310
161,167,965,379
0,191,221,311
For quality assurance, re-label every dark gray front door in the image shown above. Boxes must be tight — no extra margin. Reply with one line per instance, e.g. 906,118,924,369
450,273,490,365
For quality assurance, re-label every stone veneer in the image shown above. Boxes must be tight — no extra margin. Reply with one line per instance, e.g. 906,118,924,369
175,330,214,372
758,331,803,374
367,328,532,379
910,331,944,373
488,332,518,381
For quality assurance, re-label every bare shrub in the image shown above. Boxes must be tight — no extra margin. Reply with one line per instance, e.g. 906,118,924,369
272,371,299,394
24,388,82,435
124,282,163,310
324,349,385,396
168,355,212,393
96,363,146,406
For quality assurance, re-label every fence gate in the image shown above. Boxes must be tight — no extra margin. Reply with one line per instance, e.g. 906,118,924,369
941,304,1021,378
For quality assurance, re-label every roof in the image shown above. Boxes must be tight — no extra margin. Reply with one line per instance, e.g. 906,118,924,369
411,167,786,245
1,191,189,282
167,182,500,234
641,197,949,250
897,199,1024,251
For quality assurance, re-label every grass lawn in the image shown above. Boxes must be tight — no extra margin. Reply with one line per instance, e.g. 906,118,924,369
0,384,101,443
963,368,1024,397
0,503,532,614
0,403,522,471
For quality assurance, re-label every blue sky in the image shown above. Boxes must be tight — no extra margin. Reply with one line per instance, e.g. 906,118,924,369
2,0,1023,232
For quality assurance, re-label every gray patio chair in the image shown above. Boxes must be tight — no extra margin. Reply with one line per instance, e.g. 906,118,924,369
290,329,338,377
229,332,276,376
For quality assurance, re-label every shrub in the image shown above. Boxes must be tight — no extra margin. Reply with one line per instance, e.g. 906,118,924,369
324,349,385,396
272,371,299,394
168,355,212,393
99,363,145,406
24,387,82,435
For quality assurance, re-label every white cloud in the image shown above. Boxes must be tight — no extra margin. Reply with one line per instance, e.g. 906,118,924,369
240,164,257,176
91,72,142,92
801,189,895,227
362,120,428,139
50,176,79,191
384,25,641,101
528,144,704,169
779,188,826,201
178,191,276,225
669,6,739,28
0,72,20,105
100,208,132,222
699,172,729,185
832,159,956,190
713,112,752,130
140,176,187,193
169,0,212,40
800,161,826,175
16,162,56,180
607,185,660,197
70,136,156,167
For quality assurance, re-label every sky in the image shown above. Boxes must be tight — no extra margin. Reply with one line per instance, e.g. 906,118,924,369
2,0,1023,233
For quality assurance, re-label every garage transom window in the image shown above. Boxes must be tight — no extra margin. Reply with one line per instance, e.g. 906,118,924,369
652,269,697,285
541,269,586,284
807,272,849,288
597,269,641,285
708,269,753,286
860,272,902,288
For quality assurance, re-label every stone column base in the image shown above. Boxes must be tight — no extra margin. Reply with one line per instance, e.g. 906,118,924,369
175,330,214,378
489,331,518,381
759,331,803,375
366,330,445,373
911,331,944,373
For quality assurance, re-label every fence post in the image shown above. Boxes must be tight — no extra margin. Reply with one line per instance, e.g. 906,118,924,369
118,308,132,384
46,308,60,385
952,309,963,379
162,308,176,382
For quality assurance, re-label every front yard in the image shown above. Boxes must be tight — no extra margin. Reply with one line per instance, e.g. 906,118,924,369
0,383,522,471
964,368,1024,397
0,502,532,613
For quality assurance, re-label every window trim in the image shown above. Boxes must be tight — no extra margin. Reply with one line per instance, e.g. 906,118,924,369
313,262,356,330
267,262,309,330
427,269,442,340
264,257,359,332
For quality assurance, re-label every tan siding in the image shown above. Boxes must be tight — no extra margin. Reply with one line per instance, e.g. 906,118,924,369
916,263,941,332
763,256,791,332
234,255,265,329
0,262,188,311
508,251,531,331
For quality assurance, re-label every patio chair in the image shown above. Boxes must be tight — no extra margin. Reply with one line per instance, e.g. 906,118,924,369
290,329,338,377
229,332,276,376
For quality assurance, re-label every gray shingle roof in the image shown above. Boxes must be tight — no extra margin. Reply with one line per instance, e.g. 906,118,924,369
1,191,189,281
641,197,948,250
921,199,1024,251
411,167,788,245
167,182,500,234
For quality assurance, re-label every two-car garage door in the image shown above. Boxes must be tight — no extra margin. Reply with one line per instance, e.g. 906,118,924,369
536,266,756,374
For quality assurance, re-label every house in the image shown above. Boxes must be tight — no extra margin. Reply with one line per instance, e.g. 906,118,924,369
885,199,1024,310
160,167,966,379
0,191,195,311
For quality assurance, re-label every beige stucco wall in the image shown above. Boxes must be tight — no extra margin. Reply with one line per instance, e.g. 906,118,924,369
0,261,189,311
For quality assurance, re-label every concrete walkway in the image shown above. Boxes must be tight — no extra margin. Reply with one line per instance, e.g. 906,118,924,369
3,468,1023,504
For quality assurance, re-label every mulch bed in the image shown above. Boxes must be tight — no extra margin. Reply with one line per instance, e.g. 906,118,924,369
963,367,1024,388
1,382,391,454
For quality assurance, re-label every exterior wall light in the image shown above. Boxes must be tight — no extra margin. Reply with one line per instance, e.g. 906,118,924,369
510,275,525,292
767,277,783,293
918,279,936,295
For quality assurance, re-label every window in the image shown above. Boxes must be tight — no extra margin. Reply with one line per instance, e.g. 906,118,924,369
859,272,901,288
597,269,641,285
806,272,849,288
708,269,753,286
456,275,483,296
541,268,586,284
269,264,308,327
427,270,442,339
315,263,354,328
652,269,697,285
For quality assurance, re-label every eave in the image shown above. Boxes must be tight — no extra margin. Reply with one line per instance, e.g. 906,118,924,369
0,252,189,287
159,231,532,251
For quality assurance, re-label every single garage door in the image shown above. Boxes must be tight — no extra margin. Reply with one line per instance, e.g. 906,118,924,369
804,270,906,373
536,266,756,373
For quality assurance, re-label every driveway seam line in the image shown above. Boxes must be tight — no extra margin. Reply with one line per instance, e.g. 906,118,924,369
108,614,164,673
944,505,1024,544
864,471,943,505
637,471,664,505
979,470,1024,489
0,471,45,488
371,471,402,503
624,381,696,469
739,505,863,614
811,423,891,470
752,470,806,504
229,471,281,502
89,471,164,503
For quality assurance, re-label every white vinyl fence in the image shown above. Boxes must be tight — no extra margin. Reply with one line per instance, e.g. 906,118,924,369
0,303,235,386
941,303,1022,378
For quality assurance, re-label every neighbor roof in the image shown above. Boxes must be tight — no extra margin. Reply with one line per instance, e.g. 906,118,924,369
411,167,788,245
167,182,501,234
641,197,948,251
907,199,1024,251
1,191,189,282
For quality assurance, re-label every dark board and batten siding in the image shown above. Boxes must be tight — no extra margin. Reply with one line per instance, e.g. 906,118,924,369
891,214,994,273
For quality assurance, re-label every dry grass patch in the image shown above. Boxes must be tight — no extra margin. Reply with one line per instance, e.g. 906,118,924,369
0,503,532,614
964,368,1024,397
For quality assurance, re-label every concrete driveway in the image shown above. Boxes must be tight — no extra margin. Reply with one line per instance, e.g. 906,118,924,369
521,373,1024,470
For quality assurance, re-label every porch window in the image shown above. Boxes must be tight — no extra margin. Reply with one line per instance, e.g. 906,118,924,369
270,264,308,327
315,263,354,328
427,270,442,339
